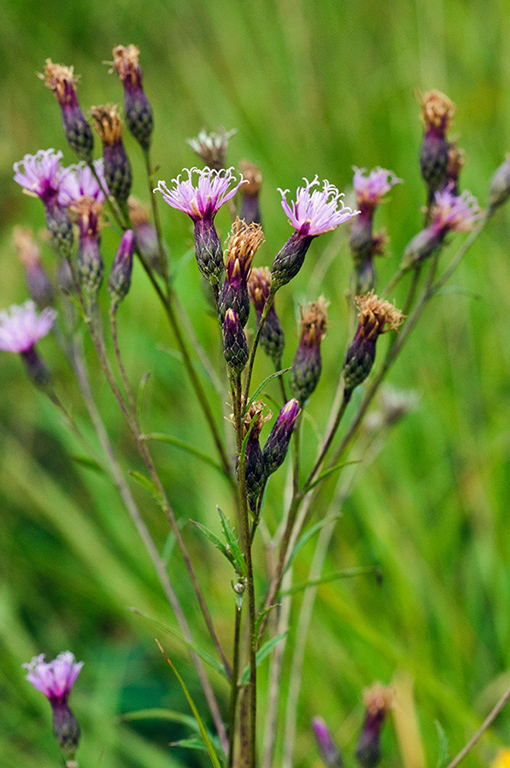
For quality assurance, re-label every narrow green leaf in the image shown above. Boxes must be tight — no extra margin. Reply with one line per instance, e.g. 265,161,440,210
240,632,288,684
70,454,106,475
305,460,361,492
217,506,246,577
130,608,229,679
435,721,449,768
137,371,152,427
192,521,234,565
254,604,279,637
120,708,198,732
280,566,381,597
156,640,224,768
244,368,291,416
144,433,223,474
128,470,164,507
170,737,208,752
284,514,341,573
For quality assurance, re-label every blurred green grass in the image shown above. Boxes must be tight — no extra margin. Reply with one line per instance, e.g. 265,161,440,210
1,0,510,766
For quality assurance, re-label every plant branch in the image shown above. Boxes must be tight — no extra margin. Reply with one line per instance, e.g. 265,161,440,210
446,686,510,768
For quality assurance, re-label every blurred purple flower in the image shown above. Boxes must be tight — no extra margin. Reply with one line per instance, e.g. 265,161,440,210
13,149,68,207
431,185,482,233
0,301,56,354
59,160,108,204
23,652,83,702
352,167,402,210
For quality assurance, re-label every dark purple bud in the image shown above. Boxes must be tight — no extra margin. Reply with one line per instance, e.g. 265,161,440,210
237,401,271,513
194,217,224,284
312,717,343,767
488,156,510,215
73,199,104,302
418,90,455,194
263,399,300,476
112,45,153,151
239,160,262,224
108,230,135,307
248,267,285,367
40,60,94,162
355,684,393,768
90,105,133,209
219,218,264,325
290,298,329,405
223,309,249,375
271,231,314,290
51,699,81,761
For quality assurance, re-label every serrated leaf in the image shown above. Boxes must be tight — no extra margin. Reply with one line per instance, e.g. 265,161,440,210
243,368,291,416
70,454,106,475
305,460,361,491
280,566,381,597
130,608,228,679
284,514,341,573
144,433,223,474
137,371,152,427
217,506,246,577
192,521,234,566
240,632,287,684
129,470,164,507
156,640,223,768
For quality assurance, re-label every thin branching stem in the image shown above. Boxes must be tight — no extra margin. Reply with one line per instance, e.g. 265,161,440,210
446,686,510,768
243,294,275,403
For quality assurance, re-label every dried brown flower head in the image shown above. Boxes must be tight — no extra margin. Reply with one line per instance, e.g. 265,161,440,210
239,160,262,196
248,266,271,309
419,90,455,132
224,218,264,276
112,45,141,86
362,683,394,716
90,104,123,145
13,227,40,267
355,292,404,340
70,197,103,235
299,296,329,347
39,59,79,105
447,143,465,180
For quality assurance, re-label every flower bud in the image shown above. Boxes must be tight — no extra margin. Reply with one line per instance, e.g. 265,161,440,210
40,60,94,162
312,717,343,767
219,218,264,326
128,197,167,275
14,227,54,310
418,90,455,194
262,399,300,476
71,198,104,302
90,105,133,208
237,401,271,513
108,230,135,308
487,156,510,215
112,45,153,150
271,231,314,290
343,294,403,395
51,700,81,760
222,309,249,375
187,127,236,171
194,217,224,284
21,346,52,388
239,160,262,224
290,297,329,405
248,267,285,367
355,684,393,768
45,202,74,258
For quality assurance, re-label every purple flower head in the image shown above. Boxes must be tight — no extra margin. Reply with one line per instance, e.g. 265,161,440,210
352,167,402,210
0,301,56,354
312,717,342,767
431,185,482,234
23,652,83,702
59,160,108,205
154,166,246,222
263,399,300,476
13,149,68,207
279,175,358,237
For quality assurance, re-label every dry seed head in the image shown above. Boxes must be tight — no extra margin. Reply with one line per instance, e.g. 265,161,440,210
355,292,404,340
39,59,79,104
224,218,264,272
239,160,262,195
419,90,455,132
447,143,465,180
242,400,272,438
90,104,123,145
248,266,272,307
362,683,394,716
299,296,329,347
187,127,236,170
112,44,141,85
127,196,149,227
70,197,103,235
13,227,40,267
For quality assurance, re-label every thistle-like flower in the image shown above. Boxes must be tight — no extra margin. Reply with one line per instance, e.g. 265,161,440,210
59,160,108,205
355,683,393,768
419,90,455,195
23,652,83,761
248,267,285,367
108,229,135,308
343,293,403,396
312,717,343,767
352,167,402,214
0,301,56,387
222,308,249,375
39,59,94,162
14,227,54,310
271,176,357,289
154,166,246,284
111,45,153,150
402,186,482,270
187,127,237,171
289,297,329,406
262,399,300,476
219,218,264,326
90,104,133,208
239,160,263,224
128,196,166,274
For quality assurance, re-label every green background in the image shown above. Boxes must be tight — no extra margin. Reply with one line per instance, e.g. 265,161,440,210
1,0,510,766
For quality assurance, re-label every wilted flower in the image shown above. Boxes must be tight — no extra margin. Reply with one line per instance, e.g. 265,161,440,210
39,59,94,162
111,45,153,150
248,267,285,367
90,104,132,208
355,683,393,768
271,177,357,289
312,717,343,767
154,166,246,284
239,160,263,224
187,127,237,171
108,229,135,308
418,90,455,194
343,293,404,396
0,301,56,387
14,227,54,309
219,218,264,326
290,297,329,405
23,652,83,761
262,399,300,476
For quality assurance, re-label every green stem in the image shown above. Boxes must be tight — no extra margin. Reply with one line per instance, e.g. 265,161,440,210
243,294,275,403
228,599,243,768
143,147,170,288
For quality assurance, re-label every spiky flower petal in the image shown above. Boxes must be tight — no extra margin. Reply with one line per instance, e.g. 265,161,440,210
154,166,246,221
279,175,357,237
0,301,56,354
352,167,402,210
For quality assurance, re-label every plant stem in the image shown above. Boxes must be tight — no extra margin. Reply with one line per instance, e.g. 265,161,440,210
143,147,170,288
446,686,510,768
243,295,275,403
228,600,243,768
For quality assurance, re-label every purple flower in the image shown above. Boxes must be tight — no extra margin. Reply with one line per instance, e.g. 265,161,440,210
313,717,342,767
263,399,300,476
23,652,83,702
13,149,68,207
431,185,482,233
278,175,357,237
352,167,402,210
59,160,108,204
0,301,56,354
154,166,246,222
